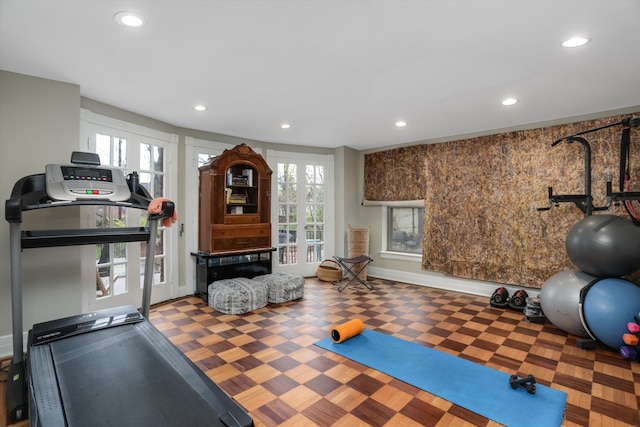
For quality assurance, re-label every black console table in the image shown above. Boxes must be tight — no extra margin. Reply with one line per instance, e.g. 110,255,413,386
192,247,276,301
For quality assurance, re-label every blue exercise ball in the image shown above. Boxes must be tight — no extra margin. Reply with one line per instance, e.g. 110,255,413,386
539,270,595,338
581,278,640,349
566,214,640,277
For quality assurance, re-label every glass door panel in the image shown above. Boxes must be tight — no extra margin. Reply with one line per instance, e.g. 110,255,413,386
84,118,176,312
139,143,167,292
305,164,325,263
95,133,133,301
278,163,298,265
271,152,333,277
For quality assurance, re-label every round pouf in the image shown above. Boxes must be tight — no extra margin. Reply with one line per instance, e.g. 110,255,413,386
581,278,640,349
252,273,305,303
566,214,640,277
539,270,597,337
208,278,268,315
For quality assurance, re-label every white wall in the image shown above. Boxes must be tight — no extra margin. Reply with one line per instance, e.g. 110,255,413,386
0,71,83,356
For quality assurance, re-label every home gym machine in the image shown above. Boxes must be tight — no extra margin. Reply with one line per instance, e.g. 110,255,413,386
5,152,253,426
537,116,640,219
536,117,640,352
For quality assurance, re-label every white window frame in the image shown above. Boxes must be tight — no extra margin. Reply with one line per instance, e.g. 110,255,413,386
371,200,423,263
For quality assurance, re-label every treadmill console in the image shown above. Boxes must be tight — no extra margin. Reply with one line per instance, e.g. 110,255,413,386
45,163,131,202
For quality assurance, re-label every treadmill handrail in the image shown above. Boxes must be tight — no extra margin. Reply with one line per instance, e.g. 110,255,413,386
20,227,152,248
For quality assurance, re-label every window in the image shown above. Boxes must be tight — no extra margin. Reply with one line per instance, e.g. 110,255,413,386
198,153,215,167
93,134,169,298
276,162,326,265
387,207,423,254
95,133,129,298
268,150,334,277
82,110,178,312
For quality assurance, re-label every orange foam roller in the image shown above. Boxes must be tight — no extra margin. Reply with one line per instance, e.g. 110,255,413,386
331,319,365,343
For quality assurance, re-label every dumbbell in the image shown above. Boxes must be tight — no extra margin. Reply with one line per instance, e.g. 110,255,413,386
620,345,639,361
623,333,639,346
619,317,640,362
509,374,536,394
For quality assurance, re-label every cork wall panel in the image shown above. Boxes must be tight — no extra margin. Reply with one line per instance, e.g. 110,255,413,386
364,145,429,201
364,113,640,288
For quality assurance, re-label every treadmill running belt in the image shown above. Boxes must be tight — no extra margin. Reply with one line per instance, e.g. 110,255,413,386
31,320,252,426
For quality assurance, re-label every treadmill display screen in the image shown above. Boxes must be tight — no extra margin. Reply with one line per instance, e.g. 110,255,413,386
45,162,131,201
60,166,113,182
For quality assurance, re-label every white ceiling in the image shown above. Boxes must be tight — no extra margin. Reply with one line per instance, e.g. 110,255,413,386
1,0,639,150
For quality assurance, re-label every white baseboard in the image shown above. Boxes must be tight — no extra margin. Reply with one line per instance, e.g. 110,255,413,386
1,268,541,359
367,266,541,300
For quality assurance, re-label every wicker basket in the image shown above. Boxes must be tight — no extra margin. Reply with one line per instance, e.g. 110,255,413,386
348,225,370,281
316,259,343,282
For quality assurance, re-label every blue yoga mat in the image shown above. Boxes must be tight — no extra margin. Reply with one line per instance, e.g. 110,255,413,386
315,329,567,427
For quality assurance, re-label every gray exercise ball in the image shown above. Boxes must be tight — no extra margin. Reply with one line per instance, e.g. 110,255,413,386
539,270,595,337
566,214,640,277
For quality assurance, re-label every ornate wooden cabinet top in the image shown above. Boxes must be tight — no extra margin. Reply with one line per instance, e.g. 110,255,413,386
198,143,273,253
201,143,273,177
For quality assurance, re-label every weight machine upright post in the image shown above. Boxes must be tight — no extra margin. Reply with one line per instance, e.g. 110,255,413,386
581,138,593,216
566,136,594,216
141,218,159,320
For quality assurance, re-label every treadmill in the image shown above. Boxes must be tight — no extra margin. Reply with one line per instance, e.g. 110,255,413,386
6,152,253,426
28,306,253,426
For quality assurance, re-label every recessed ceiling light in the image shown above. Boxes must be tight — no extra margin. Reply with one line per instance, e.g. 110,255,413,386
395,121,407,127
194,105,207,111
562,37,590,48
281,123,291,129
501,98,518,106
114,12,145,28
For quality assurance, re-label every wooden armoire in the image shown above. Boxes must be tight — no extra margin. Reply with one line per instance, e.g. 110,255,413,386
198,143,272,253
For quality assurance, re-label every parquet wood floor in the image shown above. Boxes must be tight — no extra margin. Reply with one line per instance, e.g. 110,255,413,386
150,278,639,427
3,277,639,426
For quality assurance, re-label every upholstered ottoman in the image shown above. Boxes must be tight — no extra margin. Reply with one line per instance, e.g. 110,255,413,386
252,273,305,303
208,277,268,314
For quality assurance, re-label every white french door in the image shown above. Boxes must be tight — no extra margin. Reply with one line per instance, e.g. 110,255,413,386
267,150,334,277
80,111,178,312
182,138,235,292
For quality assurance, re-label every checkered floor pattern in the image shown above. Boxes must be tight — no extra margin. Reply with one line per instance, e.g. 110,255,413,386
149,277,640,427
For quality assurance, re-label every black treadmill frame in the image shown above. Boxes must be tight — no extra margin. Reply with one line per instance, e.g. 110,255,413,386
4,171,169,423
